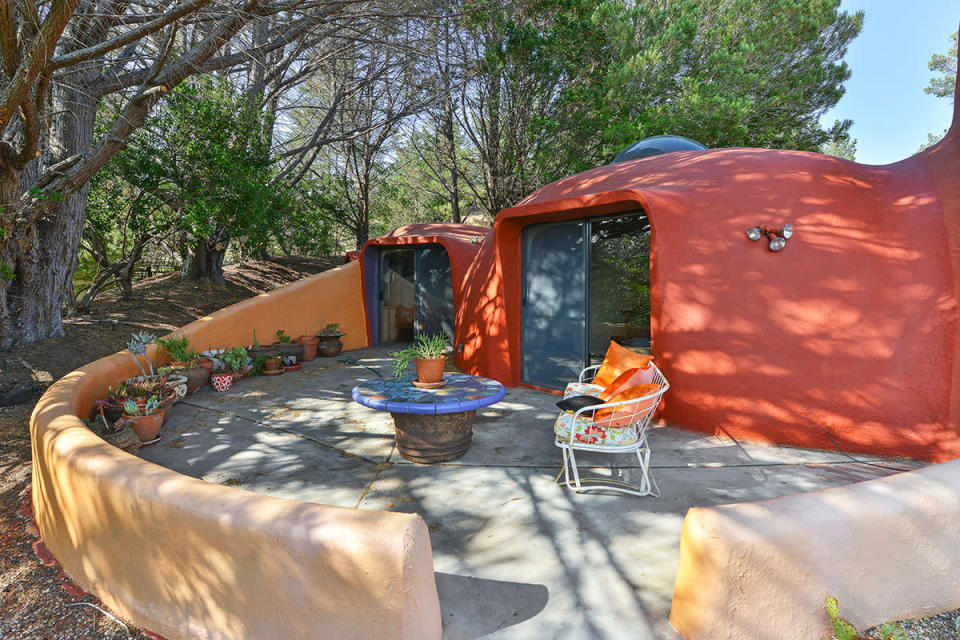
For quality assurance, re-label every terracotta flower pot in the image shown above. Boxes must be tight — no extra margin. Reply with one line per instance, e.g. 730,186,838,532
415,356,446,384
198,357,214,372
263,358,282,375
316,335,344,358
297,335,320,361
124,410,164,443
99,400,126,423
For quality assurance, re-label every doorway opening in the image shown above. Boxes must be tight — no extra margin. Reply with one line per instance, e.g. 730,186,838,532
521,211,651,389
378,245,455,344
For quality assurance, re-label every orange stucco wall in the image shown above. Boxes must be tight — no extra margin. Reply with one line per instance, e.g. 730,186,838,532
30,261,443,640
669,458,960,640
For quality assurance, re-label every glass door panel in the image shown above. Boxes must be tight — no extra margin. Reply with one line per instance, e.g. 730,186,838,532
380,249,415,343
415,246,455,340
521,221,587,389
589,214,652,361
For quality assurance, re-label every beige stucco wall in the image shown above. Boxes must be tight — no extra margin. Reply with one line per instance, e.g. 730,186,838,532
30,261,443,640
670,458,960,639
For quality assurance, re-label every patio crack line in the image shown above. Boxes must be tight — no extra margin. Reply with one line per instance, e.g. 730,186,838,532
355,443,396,509
177,400,387,466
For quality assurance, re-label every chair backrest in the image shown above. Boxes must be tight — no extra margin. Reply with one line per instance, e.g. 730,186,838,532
590,364,669,430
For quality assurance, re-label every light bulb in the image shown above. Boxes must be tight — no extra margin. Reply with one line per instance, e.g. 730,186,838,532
746,227,763,241
782,223,793,239
769,236,786,252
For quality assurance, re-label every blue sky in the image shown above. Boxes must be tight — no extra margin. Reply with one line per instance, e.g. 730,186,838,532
820,0,957,164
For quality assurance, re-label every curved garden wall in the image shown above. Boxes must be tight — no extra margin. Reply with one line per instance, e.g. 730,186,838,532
30,261,442,640
669,458,960,639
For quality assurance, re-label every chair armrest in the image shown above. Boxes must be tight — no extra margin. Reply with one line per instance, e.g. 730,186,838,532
578,365,602,383
567,386,669,444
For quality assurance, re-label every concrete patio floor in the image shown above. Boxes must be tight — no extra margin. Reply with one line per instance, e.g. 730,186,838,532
142,347,925,640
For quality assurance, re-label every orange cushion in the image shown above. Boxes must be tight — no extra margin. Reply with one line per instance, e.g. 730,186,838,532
595,383,660,427
593,341,654,389
599,367,643,400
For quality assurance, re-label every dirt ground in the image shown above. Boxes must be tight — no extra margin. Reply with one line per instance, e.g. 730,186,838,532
0,256,337,640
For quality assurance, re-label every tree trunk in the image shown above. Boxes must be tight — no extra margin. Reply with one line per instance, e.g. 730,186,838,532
182,234,228,284
0,69,98,348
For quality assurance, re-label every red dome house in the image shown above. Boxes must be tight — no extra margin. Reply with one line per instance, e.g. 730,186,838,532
360,72,960,464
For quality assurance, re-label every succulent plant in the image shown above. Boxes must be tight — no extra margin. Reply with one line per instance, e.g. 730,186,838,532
127,332,157,376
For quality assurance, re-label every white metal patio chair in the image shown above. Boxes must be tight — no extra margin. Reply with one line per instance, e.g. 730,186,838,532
554,363,669,496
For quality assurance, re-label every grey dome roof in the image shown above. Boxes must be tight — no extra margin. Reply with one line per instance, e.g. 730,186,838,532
612,135,707,163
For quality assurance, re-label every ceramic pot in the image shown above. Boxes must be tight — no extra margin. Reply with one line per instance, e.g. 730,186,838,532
99,400,126,423
316,334,344,357
263,358,282,374
297,335,320,361
199,357,214,372
184,366,209,394
125,410,163,443
415,356,446,384
211,372,233,392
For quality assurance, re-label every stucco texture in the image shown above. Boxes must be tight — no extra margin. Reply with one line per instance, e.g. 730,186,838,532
30,261,442,640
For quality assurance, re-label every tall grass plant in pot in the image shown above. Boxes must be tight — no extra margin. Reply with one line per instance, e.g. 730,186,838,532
391,333,450,383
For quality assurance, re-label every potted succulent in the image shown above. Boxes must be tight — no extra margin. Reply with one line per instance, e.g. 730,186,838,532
316,323,345,358
390,333,449,384
125,377,177,424
156,333,208,394
122,396,164,443
99,384,130,422
125,331,163,384
272,330,305,362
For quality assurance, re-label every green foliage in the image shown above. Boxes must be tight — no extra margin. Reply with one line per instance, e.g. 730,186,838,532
0,263,14,280
821,137,858,161
28,186,64,202
824,596,907,640
390,333,449,378
275,330,291,343
123,396,160,417
156,334,197,364
219,346,250,371
925,31,958,102
318,323,342,336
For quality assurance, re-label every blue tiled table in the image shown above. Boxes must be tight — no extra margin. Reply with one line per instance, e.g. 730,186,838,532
353,374,506,463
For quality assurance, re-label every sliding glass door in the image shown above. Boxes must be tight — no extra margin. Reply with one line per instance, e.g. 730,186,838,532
521,212,650,389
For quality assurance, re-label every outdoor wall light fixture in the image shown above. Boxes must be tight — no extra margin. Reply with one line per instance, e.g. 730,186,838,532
746,224,793,252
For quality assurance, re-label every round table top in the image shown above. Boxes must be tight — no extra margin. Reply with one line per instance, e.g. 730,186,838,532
352,374,506,415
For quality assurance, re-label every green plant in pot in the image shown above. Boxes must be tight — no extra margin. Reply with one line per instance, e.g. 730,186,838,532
248,329,280,360
261,354,284,375
391,333,449,383
219,346,251,381
123,396,163,443
316,323,345,358
271,329,304,361
126,331,162,383
156,333,207,394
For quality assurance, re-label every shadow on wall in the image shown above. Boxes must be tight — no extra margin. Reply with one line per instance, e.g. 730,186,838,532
454,148,957,462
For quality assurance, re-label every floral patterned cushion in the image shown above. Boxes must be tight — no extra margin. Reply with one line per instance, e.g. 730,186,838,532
553,411,640,446
563,382,605,399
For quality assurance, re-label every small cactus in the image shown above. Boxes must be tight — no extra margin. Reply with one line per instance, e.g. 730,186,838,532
825,596,841,620
825,596,908,640
878,623,907,640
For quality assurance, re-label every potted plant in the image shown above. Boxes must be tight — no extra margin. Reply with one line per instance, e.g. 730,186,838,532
283,354,301,372
262,354,283,375
218,346,251,382
99,384,130,422
86,405,142,455
272,330,305,362
157,333,208,394
123,396,164,443
316,323,345,358
210,369,234,392
125,378,177,424
296,333,320,362
125,331,165,384
247,329,280,360
391,333,449,384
